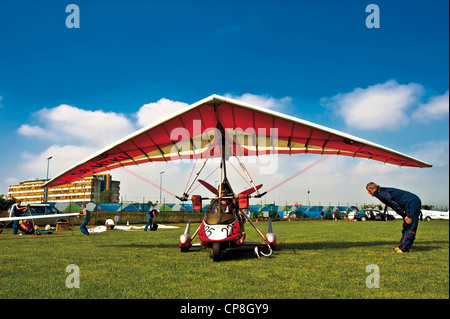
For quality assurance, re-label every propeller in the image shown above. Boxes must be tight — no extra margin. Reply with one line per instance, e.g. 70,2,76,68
198,179,263,196
240,184,263,195
198,180,219,195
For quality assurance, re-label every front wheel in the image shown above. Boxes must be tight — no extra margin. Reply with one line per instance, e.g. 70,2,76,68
212,242,222,262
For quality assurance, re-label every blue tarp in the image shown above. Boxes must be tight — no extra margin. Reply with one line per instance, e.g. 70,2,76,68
47,202,348,215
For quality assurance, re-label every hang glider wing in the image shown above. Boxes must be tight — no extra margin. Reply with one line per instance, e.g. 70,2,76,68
45,94,432,187
0,213,79,222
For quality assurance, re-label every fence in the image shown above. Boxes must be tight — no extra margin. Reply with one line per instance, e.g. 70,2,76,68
51,201,448,225
52,202,349,225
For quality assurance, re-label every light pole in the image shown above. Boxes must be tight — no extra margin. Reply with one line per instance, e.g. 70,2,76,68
46,156,52,180
44,156,52,202
307,188,310,206
159,171,165,207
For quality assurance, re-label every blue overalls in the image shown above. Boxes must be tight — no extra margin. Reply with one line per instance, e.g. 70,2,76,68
144,212,153,231
12,204,21,235
80,208,90,235
375,187,422,252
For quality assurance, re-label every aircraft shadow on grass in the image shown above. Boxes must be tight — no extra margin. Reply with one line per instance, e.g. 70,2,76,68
99,242,261,261
99,240,445,263
281,240,446,252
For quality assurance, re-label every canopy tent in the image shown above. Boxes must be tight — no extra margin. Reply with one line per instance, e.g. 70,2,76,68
45,94,431,188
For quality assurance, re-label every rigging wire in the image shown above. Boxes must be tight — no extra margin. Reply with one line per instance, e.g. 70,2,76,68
120,166,176,198
187,165,219,195
228,160,253,189
265,154,332,194
120,153,332,200
184,158,198,194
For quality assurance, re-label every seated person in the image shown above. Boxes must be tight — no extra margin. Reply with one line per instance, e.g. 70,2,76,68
204,183,238,225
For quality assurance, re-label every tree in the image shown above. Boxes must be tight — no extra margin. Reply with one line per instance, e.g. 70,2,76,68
0,194,15,211
99,189,113,203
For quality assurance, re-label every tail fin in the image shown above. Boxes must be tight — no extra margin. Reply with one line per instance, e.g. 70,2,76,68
268,218,273,233
265,218,276,247
180,220,192,249
184,220,191,235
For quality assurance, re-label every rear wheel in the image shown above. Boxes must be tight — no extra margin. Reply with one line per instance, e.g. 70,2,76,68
212,242,221,262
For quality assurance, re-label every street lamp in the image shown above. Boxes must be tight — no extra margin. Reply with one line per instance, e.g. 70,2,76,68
159,171,165,207
46,156,52,180
307,188,310,206
44,156,52,202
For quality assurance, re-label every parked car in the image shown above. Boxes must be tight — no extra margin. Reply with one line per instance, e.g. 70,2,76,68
8,203,69,225
421,209,447,221
353,209,395,221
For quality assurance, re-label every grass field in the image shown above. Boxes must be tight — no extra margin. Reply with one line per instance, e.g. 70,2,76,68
0,219,448,299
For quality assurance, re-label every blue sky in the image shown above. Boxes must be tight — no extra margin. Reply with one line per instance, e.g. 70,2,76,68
0,1,448,207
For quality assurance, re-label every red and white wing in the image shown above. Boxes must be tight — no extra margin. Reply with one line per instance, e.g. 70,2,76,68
45,94,431,187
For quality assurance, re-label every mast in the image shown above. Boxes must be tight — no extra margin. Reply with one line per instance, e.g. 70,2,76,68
217,122,226,221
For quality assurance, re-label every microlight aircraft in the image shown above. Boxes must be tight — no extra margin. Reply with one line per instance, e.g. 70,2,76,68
179,178,275,261
42,94,431,260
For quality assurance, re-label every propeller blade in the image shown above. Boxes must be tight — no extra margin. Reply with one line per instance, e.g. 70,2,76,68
240,184,263,195
198,180,219,195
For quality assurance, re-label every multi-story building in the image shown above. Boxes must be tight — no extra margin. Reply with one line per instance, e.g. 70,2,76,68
7,174,120,204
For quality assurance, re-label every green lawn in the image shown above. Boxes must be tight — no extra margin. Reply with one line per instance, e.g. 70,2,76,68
1,219,448,299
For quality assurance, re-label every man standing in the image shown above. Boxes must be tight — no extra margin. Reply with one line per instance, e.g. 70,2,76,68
145,209,158,231
366,182,422,253
78,203,90,236
11,200,28,235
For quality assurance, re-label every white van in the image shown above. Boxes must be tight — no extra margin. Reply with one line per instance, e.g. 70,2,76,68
421,210,446,221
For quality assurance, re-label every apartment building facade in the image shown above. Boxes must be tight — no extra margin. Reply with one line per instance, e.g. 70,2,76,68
7,174,120,204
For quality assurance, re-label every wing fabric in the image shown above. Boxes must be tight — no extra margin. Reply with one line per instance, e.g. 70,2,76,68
45,94,431,187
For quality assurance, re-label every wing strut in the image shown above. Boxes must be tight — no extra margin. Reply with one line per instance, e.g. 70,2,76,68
234,155,262,197
178,155,212,201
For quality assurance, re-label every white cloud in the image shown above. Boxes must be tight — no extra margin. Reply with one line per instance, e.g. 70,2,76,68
224,93,293,112
16,104,135,182
21,145,97,179
17,124,50,138
135,98,188,127
412,90,449,122
322,80,424,130
18,104,135,148
410,140,449,168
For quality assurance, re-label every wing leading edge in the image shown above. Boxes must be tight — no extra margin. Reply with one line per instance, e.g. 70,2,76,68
45,94,431,187
0,213,80,222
